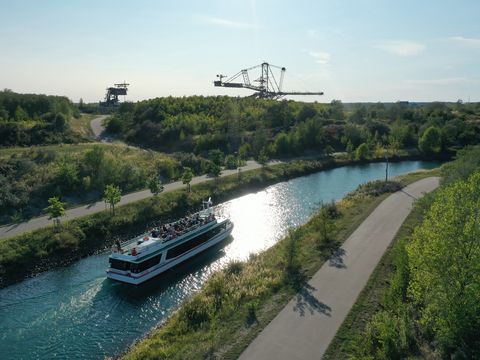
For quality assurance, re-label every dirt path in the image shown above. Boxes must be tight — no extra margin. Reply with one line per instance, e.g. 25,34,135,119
89,114,109,140
238,177,440,360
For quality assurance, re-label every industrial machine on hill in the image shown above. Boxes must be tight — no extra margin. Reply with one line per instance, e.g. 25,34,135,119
214,62,324,99
100,82,129,106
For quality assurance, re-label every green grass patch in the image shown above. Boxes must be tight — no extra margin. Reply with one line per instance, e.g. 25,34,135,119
120,169,439,360
69,113,96,138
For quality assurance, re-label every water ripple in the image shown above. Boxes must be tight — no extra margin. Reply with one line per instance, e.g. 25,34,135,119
0,161,439,359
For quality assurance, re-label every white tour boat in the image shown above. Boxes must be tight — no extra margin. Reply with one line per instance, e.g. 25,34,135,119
106,199,233,285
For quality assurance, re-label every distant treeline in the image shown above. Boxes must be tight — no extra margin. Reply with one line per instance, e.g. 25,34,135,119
107,96,480,158
0,90,81,146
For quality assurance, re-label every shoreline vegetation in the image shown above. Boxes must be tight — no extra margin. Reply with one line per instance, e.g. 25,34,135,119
324,146,480,359
0,153,443,288
120,168,440,360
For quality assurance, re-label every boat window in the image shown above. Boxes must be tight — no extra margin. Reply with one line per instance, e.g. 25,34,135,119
166,224,225,260
109,258,130,271
132,254,162,273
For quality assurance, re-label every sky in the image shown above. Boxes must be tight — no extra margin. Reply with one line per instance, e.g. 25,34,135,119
1,0,479,103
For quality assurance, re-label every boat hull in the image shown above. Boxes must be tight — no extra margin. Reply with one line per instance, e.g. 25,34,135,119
106,223,233,285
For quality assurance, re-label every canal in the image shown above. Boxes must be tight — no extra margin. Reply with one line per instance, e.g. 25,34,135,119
0,161,439,359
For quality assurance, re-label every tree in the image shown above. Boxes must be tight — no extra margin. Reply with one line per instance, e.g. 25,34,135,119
238,143,250,160
283,228,301,284
84,145,105,179
14,106,28,121
103,184,121,215
208,149,224,166
45,196,65,230
257,149,269,167
182,167,194,192
224,154,237,169
316,203,337,249
210,163,221,183
355,143,369,160
147,175,163,196
407,173,480,355
418,126,441,154
56,157,79,192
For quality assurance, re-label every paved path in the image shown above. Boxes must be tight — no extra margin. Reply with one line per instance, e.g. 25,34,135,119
0,160,275,240
89,114,109,140
239,177,440,360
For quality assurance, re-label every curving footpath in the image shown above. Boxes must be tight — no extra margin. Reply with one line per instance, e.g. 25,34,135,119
239,176,439,360
89,114,109,140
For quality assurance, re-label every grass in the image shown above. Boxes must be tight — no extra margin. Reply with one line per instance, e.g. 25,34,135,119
120,168,439,360
0,141,152,160
0,142,177,222
69,113,96,138
322,172,439,360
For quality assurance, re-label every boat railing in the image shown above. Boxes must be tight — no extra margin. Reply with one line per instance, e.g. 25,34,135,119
111,204,217,256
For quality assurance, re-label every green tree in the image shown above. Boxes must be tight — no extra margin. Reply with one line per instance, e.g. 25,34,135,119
56,157,79,192
441,146,480,186
147,175,163,196
182,167,194,192
418,126,442,154
407,173,480,355
103,184,121,215
224,154,237,169
257,149,269,167
283,228,301,284
84,145,105,180
14,106,28,121
208,149,224,166
210,163,221,183
45,196,65,230
330,99,345,120
316,203,337,249
238,143,250,160
355,143,369,160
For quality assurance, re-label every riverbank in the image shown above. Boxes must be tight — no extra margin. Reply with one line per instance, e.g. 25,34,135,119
121,169,440,360
0,153,443,288
322,188,434,359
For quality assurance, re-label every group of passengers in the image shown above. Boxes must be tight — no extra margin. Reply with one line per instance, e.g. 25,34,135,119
150,212,215,242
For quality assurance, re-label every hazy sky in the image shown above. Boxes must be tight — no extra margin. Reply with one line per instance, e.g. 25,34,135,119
1,0,479,103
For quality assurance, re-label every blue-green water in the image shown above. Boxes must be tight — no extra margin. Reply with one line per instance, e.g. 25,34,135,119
0,161,439,359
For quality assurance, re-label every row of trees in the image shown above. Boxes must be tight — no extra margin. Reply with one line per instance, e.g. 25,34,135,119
106,96,480,160
354,147,480,358
46,166,199,228
0,90,81,146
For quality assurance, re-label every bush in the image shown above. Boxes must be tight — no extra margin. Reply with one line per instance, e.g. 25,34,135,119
225,260,244,275
224,154,238,169
353,308,416,360
179,296,211,329
347,180,402,198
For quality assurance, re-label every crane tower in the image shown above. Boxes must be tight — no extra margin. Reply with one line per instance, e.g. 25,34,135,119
214,62,323,99
100,82,129,106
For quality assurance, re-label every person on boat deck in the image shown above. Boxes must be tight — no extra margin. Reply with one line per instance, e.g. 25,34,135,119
115,240,121,251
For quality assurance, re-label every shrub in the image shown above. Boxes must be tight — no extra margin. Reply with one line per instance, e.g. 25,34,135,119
225,260,244,276
179,296,211,329
347,180,402,198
